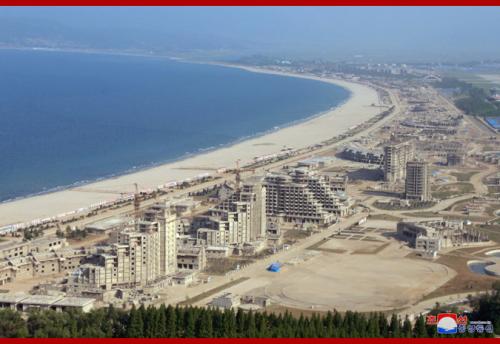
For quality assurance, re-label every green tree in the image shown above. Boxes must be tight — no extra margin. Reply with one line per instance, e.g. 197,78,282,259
184,307,196,338
389,314,400,338
126,306,144,338
0,309,28,337
402,316,412,338
156,304,167,338
196,309,213,338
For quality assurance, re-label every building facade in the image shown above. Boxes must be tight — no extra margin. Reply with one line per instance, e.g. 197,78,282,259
383,141,415,183
71,202,177,291
405,160,431,201
264,168,351,226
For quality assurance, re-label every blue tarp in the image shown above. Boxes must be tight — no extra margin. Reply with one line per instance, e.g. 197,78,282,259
486,117,500,129
268,262,281,272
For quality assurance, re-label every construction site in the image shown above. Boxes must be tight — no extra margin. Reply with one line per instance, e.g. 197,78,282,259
0,64,499,319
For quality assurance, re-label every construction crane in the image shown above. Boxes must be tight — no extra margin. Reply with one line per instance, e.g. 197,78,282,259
133,183,140,216
235,159,242,189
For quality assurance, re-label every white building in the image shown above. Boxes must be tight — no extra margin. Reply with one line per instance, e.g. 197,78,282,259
383,140,415,183
264,168,351,226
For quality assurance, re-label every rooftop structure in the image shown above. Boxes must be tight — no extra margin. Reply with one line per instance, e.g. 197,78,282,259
0,293,95,313
209,292,241,309
85,217,131,233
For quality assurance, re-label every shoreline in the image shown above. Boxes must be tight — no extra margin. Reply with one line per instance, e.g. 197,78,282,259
0,63,381,227
0,102,347,206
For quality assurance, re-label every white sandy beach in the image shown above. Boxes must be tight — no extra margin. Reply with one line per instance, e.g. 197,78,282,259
0,67,381,227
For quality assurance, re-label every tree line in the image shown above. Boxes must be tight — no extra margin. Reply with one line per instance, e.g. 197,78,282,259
0,296,497,338
2,282,499,338
434,77,500,117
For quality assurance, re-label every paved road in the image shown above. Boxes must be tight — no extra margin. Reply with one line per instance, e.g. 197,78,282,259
364,194,475,216
49,81,404,235
398,291,488,319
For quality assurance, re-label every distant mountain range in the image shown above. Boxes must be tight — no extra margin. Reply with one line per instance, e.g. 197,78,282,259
0,17,256,59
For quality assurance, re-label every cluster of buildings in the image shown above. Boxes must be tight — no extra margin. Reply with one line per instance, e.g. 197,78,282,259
340,144,384,165
397,219,488,257
0,236,85,286
69,203,177,295
185,163,351,257
382,140,431,201
0,155,356,304
476,150,500,165
193,177,266,248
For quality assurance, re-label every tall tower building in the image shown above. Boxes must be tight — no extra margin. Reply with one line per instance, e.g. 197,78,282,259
383,141,415,183
144,202,178,276
405,160,431,201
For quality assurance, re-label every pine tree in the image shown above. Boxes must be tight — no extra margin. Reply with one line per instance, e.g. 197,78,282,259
413,314,427,338
143,306,157,338
184,307,196,338
366,314,379,337
402,316,412,338
156,305,167,338
164,305,176,337
174,306,183,337
389,314,401,338
257,312,269,338
126,305,144,338
236,308,245,337
196,309,213,338
245,311,257,338
224,309,237,338
378,313,388,337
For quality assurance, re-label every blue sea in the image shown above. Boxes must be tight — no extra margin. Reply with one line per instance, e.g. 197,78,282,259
0,49,350,202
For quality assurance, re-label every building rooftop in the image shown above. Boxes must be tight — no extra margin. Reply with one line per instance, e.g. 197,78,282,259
21,294,63,305
53,297,95,307
0,293,29,303
85,217,130,231
0,240,27,251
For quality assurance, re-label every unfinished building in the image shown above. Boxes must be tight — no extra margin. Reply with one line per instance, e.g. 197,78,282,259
69,202,177,292
405,160,431,201
383,140,415,183
263,167,352,226
340,145,384,165
177,246,206,271
194,177,266,247
397,219,488,255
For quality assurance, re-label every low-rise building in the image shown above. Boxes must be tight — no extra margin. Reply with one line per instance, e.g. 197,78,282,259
397,219,487,253
0,293,95,313
177,246,206,271
210,292,241,309
205,246,230,259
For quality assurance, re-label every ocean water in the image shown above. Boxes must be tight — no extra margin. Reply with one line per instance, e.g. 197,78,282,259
0,49,350,202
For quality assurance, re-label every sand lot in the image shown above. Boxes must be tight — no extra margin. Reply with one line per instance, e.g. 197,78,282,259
213,238,455,313
258,251,453,312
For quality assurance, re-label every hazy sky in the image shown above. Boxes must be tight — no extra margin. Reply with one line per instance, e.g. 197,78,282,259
1,7,499,61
